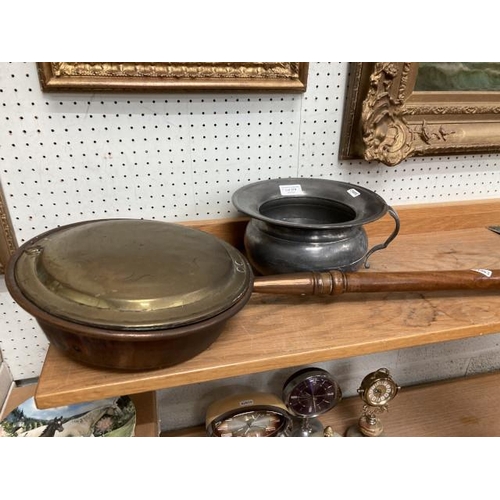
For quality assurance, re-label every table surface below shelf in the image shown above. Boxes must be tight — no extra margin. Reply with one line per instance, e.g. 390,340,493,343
34,199,500,408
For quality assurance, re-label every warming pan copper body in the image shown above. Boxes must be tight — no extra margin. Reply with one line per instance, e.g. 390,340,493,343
6,219,253,370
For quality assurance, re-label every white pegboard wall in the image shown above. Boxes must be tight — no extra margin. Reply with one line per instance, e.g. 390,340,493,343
1,61,500,380
0,278,46,379
0,65,304,244
2,62,500,245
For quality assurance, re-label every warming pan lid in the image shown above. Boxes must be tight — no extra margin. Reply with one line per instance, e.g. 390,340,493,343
9,219,252,331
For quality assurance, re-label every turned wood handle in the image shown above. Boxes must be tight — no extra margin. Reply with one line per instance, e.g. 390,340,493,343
252,269,500,296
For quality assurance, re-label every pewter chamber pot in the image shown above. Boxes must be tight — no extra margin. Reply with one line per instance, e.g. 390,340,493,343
232,178,400,275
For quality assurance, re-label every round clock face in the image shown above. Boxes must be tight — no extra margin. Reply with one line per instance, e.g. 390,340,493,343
283,368,342,418
359,368,399,407
205,392,291,437
366,379,397,406
211,409,288,437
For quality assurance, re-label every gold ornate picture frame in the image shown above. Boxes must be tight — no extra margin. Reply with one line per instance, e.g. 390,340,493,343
0,180,17,274
340,62,500,166
37,62,309,92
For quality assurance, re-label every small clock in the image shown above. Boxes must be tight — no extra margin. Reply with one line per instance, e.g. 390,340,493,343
282,367,342,437
205,392,292,437
358,367,399,407
346,367,400,437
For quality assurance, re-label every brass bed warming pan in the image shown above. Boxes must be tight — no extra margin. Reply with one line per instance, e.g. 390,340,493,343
6,219,500,370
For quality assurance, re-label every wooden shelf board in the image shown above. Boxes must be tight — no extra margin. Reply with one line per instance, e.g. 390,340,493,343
33,200,500,408
161,371,500,437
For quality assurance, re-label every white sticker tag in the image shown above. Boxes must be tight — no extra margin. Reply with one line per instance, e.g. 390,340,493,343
239,399,254,407
279,184,303,196
472,268,493,278
347,188,361,198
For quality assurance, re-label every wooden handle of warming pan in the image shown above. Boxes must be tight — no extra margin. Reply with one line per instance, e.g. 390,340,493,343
252,268,500,296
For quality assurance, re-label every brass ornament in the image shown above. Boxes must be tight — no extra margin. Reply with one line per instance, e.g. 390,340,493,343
410,120,456,145
323,425,342,437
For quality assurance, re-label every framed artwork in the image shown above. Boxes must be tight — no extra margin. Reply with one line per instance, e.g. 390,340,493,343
37,62,309,92
340,62,500,166
0,180,17,274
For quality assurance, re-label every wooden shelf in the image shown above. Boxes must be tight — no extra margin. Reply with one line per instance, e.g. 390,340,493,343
161,371,500,437
34,199,500,409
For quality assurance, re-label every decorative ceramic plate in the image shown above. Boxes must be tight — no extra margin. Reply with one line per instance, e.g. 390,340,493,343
0,395,136,437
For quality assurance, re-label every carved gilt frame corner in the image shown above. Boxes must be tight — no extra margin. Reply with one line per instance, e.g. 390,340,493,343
340,62,500,167
37,62,309,92
0,180,18,274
